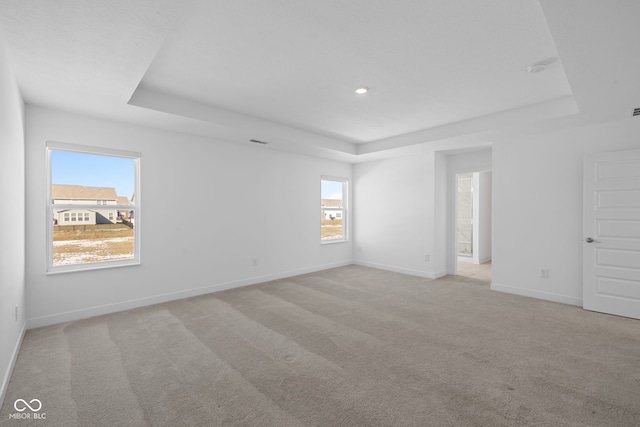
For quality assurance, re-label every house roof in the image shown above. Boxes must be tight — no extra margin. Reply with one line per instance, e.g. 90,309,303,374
52,184,118,201
321,199,343,208
116,196,132,205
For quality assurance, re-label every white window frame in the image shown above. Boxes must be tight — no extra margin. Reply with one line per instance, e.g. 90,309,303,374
46,141,141,273
320,175,348,244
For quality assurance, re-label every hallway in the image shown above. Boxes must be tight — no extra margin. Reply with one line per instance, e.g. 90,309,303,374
457,260,492,282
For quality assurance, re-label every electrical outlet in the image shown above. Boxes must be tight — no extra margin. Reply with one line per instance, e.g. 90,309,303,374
424,254,430,262
252,258,258,267
540,268,549,279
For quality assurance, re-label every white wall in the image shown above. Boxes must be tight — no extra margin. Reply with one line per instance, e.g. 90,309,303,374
355,118,640,308
353,152,442,278
353,148,486,279
491,118,640,305
434,152,448,275
12,89,640,395
0,37,26,405
25,106,353,327
474,171,492,264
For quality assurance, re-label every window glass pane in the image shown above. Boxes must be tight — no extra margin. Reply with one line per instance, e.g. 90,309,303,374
321,179,342,204
321,178,346,241
51,149,136,267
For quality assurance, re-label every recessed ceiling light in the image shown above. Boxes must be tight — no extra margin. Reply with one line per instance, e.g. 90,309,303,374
355,86,369,95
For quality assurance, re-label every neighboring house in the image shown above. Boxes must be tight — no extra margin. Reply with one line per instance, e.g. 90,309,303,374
52,184,124,225
128,192,136,225
116,196,133,221
321,198,343,220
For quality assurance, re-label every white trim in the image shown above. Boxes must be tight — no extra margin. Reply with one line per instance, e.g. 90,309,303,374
457,255,491,264
478,256,492,264
320,174,347,183
45,258,140,275
46,141,141,273
354,260,446,280
490,282,583,307
446,154,493,276
46,140,141,159
27,261,353,329
321,176,349,242
0,324,26,409
321,238,348,245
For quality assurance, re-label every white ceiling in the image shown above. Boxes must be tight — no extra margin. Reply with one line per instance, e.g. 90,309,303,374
0,0,638,162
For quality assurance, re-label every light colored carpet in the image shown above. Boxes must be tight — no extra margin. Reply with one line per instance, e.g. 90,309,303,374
2,265,639,426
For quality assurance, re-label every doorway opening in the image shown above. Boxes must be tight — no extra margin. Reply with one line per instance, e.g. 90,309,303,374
456,171,492,281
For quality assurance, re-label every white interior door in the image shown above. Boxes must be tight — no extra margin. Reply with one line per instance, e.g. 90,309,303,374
583,149,640,319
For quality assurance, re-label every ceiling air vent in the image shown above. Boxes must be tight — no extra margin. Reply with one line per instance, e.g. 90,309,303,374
633,108,640,117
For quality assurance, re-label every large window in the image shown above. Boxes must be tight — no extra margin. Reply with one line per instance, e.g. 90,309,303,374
321,176,348,243
46,141,140,273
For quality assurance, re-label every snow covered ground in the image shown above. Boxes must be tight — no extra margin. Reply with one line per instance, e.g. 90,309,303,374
53,236,134,265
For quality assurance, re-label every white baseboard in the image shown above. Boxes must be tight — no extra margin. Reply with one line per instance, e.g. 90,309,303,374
478,256,492,264
491,282,583,307
27,261,353,329
1,323,26,409
354,260,446,279
457,256,491,264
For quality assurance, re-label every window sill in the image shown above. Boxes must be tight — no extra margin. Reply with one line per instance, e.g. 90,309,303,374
321,239,349,245
46,259,140,275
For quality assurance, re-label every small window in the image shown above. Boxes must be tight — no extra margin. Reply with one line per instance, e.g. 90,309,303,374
47,141,141,273
321,176,348,243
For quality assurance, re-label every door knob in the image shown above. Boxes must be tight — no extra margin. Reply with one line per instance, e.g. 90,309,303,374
585,237,601,243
